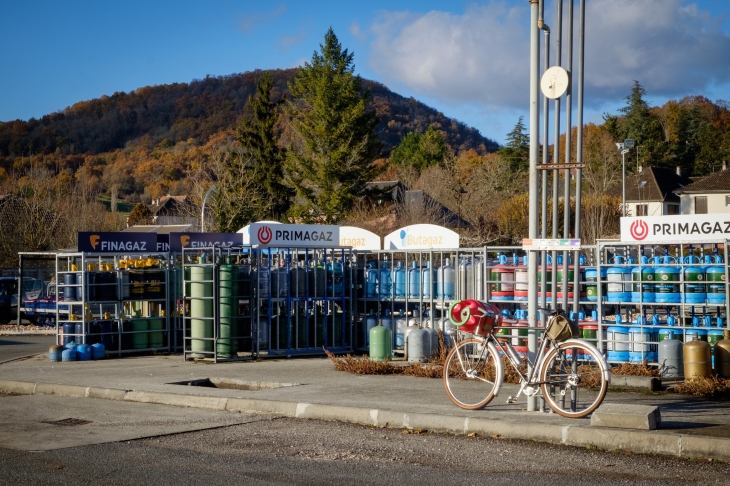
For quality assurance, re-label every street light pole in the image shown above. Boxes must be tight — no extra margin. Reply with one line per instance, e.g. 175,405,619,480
617,143,630,217
201,185,217,232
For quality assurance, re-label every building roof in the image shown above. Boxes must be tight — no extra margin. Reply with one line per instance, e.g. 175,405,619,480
610,167,692,203
675,169,730,194
122,224,193,234
148,195,193,216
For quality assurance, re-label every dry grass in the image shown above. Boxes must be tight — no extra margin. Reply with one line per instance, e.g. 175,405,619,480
610,360,660,377
673,376,730,399
324,349,400,375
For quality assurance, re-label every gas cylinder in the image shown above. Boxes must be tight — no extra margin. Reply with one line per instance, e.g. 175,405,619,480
49,345,63,362
64,265,77,301
705,263,726,304
713,330,730,378
218,256,238,358
685,327,708,342
707,327,724,367
407,327,430,362
379,261,392,299
607,325,630,362
365,261,378,298
326,259,344,297
290,262,306,298
408,309,421,328
654,257,681,304
631,264,655,303
464,258,485,300
424,325,440,356
629,323,657,362
369,324,392,362
658,331,683,378
556,260,581,300
436,257,456,300
394,310,407,348
91,342,105,360
684,337,712,380
584,267,607,302
683,256,706,304
514,256,529,301
606,256,631,302
537,254,553,300
490,254,515,301
421,261,435,299
380,309,392,331
270,260,288,297
408,262,421,299
393,261,406,298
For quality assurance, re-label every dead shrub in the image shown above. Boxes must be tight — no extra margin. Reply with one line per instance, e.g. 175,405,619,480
611,359,660,377
324,349,400,375
673,376,730,399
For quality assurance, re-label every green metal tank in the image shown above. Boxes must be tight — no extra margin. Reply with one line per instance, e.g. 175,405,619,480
132,318,149,349
369,324,392,362
148,313,165,348
190,264,213,358
217,257,239,358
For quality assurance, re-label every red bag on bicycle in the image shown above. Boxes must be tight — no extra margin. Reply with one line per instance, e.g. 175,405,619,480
448,300,501,336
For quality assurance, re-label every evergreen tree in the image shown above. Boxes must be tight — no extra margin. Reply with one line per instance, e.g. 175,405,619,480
389,124,447,172
616,81,666,169
236,72,292,220
127,203,153,226
286,28,382,222
497,117,529,171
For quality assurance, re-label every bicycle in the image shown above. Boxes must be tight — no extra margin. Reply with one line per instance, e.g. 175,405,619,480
442,300,610,418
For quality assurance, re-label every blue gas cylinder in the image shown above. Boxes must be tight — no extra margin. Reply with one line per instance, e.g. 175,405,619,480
408,262,421,299
436,258,456,300
392,261,406,298
63,272,77,301
62,322,75,345
631,264,655,303
76,344,91,361
421,261,435,299
91,343,106,360
654,258,681,303
49,345,63,362
629,325,657,362
685,327,708,342
378,261,392,299
706,265,726,304
607,326,630,362
683,256,706,304
606,257,631,302
365,262,378,298
61,348,76,361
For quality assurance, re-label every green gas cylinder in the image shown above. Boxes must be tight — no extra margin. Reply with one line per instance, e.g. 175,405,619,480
369,324,392,362
217,257,239,358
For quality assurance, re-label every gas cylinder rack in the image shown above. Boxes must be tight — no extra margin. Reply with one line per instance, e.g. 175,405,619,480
180,245,254,362
252,246,355,357
593,240,730,365
356,248,489,353
54,251,171,355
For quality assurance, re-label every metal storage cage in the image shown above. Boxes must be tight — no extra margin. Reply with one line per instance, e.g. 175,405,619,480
593,240,730,365
54,251,171,356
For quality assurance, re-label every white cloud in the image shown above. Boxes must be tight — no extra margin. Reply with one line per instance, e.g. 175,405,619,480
367,0,730,111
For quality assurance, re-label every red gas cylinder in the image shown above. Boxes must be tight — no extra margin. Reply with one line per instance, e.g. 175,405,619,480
490,255,515,301
514,256,528,301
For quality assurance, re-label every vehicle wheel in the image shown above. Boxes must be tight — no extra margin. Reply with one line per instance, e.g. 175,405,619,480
443,338,499,410
540,341,608,418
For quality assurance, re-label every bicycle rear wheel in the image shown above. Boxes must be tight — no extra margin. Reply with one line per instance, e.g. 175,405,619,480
540,341,608,418
443,338,500,410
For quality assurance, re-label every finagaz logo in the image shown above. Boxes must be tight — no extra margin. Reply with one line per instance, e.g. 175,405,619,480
258,226,273,244
180,235,190,247
90,234,100,250
629,220,649,241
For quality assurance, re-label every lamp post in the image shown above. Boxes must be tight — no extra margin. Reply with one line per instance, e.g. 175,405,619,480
201,185,217,232
617,140,632,217
456,187,468,234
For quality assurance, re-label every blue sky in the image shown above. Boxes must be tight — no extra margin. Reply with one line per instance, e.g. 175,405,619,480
1,0,729,145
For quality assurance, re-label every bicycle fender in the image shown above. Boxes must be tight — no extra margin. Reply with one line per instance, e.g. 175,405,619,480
487,340,504,396
561,338,611,385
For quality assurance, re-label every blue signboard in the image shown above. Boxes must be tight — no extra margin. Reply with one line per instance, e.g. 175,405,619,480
169,233,244,252
78,232,158,253
156,234,170,253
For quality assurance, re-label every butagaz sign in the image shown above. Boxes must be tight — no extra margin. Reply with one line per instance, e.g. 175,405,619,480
169,233,243,252
384,224,459,249
249,223,340,248
621,215,730,243
78,232,158,253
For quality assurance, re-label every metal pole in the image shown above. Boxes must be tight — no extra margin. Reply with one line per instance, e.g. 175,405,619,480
540,9,550,333
201,185,217,232
622,151,626,217
527,0,541,412
572,0,585,321
562,0,573,314
552,0,562,312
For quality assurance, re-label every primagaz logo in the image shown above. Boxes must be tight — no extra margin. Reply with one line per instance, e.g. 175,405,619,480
629,220,649,241
258,226,273,244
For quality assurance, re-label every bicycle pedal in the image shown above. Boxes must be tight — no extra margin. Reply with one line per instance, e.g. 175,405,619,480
506,396,517,404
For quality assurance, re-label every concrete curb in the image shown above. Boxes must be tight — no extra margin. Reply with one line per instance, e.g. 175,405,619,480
1,378,729,463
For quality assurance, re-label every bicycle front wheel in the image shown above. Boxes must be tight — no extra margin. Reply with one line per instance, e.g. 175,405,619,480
443,338,500,410
540,341,608,418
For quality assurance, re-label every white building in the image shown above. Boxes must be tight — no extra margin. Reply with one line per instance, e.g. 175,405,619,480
675,164,730,214
617,167,691,216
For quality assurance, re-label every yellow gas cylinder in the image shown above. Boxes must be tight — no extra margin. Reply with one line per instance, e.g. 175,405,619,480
684,337,712,380
713,330,730,379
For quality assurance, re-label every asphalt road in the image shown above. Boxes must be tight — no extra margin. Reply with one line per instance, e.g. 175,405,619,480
1,395,729,485
0,335,54,362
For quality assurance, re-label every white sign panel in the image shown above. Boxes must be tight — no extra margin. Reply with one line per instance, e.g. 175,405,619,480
238,221,281,244
339,226,381,250
522,238,581,251
621,215,730,243
249,223,340,247
383,224,459,249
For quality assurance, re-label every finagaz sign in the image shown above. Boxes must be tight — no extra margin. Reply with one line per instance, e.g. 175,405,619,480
384,224,459,249
621,215,730,243
249,223,340,248
78,232,158,253
169,233,243,252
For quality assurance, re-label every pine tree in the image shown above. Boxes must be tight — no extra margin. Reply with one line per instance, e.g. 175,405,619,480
236,72,292,220
616,81,666,169
389,124,447,172
286,28,382,222
498,116,529,171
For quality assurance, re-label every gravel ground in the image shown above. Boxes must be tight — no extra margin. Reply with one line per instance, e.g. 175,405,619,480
1,414,729,485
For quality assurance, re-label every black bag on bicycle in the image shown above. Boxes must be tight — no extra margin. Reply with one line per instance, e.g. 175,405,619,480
545,313,577,342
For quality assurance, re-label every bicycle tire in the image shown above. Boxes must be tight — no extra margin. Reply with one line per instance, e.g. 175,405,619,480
539,340,608,418
443,338,501,410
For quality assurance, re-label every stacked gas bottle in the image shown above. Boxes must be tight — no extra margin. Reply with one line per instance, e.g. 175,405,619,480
364,258,456,301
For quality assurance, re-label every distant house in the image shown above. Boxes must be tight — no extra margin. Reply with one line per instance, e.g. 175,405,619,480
147,195,198,226
675,163,730,214
611,167,692,216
